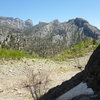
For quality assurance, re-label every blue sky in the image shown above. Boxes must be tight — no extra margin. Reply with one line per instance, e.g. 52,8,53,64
0,0,100,28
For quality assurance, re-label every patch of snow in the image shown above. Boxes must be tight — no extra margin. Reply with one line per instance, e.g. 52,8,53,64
56,82,94,100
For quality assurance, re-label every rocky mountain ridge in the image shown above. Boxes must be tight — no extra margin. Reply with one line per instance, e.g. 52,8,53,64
0,17,100,57
0,16,33,29
30,18,100,41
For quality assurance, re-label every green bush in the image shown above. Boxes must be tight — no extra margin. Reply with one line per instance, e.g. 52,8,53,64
52,40,99,61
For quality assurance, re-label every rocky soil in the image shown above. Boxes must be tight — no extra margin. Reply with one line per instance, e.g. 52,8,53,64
39,45,100,100
0,54,91,100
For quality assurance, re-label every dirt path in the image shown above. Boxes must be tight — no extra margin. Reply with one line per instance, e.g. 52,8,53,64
0,53,91,100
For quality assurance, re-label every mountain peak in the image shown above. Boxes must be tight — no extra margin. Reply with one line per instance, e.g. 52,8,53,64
51,19,60,23
74,18,88,27
39,21,47,24
0,16,33,29
25,19,33,27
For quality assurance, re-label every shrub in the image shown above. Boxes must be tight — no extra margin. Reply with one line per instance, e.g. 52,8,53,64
52,40,99,61
0,48,38,59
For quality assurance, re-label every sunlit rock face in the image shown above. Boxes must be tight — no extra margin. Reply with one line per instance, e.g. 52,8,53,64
0,16,33,29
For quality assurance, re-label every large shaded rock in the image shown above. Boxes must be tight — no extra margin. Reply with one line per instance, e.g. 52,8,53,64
84,45,100,92
71,95,91,100
39,44,100,100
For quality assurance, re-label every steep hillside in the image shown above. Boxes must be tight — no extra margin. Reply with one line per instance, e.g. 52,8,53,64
26,18,100,45
24,18,100,57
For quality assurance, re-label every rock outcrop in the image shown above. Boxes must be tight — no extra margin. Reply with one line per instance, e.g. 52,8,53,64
27,18,100,44
38,44,100,100
0,16,33,29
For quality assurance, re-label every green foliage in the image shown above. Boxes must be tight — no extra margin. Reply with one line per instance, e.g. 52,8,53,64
52,40,99,61
0,40,99,60
0,48,39,59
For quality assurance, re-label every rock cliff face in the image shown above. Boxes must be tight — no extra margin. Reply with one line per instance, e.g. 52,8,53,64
26,18,100,47
0,16,33,29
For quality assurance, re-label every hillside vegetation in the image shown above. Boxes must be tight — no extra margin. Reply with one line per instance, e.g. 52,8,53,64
0,48,39,59
52,40,99,61
0,40,99,60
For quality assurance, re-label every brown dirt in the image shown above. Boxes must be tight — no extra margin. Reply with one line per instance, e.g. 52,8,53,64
0,53,91,100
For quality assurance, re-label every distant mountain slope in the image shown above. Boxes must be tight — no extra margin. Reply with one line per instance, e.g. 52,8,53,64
0,17,100,57
26,18,100,46
0,16,33,29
